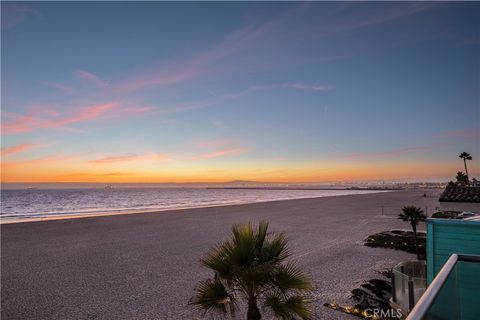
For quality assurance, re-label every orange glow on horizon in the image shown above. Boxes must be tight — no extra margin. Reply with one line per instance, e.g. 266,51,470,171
1,156,466,183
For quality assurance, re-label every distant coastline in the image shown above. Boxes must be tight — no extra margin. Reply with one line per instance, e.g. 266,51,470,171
1,181,447,190
206,186,402,191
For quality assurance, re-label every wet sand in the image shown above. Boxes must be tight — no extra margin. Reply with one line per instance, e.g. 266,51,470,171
1,189,440,319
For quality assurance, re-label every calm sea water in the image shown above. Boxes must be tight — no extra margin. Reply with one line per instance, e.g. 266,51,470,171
1,186,383,220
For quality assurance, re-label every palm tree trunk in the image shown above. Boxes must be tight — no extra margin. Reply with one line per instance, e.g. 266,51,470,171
412,223,420,260
247,299,261,320
464,158,470,185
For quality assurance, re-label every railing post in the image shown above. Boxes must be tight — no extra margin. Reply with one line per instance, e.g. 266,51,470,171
408,278,415,311
391,271,396,302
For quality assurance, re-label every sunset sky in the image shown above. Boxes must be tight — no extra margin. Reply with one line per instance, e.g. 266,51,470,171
1,2,479,183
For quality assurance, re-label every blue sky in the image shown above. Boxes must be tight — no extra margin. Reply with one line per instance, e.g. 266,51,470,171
1,1,479,183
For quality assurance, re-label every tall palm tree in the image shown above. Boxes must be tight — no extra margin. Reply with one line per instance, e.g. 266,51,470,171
192,221,313,320
458,152,473,184
398,206,427,260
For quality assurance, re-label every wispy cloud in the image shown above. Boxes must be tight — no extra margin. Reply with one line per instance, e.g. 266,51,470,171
157,100,218,115
192,139,250,159
198,148,250,159
275,83,330,91
40,81,74,93
89,152,170,165
75,70,109,87
2,102,119,134
212,120,227,129
339,2,439,32
195,139,233,149
107,7,298,95
89,154,138,164
51,171,136,179
60,102,117,125
221,82,330,101
1,143,43,156
97,172,135,177
435,128,480,140
1,153,82,169
344,144,448,160
1,3,41,29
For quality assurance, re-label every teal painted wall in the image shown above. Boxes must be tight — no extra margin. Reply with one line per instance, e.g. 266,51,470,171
426,219,480,320
426,219,480,283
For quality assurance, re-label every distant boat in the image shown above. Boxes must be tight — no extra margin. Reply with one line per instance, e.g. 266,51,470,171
26,187,38,190
104,185,114,189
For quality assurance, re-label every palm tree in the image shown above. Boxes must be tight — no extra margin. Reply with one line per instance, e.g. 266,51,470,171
458,152,473,184
192,221,313,320
456,171,469,186
398,206,427,260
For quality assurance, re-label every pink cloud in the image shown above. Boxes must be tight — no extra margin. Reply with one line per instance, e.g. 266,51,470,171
2,102,118,134
108,12,289,94
198,148,250,159
75,70,109,87
111,68,197,94
120,106,155,114
435,128,480,139
89,152,170,165
59,103,117,125
274,83,330,91
191,138,250,159
345,144,450,160
40,81,74,93
195,139,233,149
157,100,218,115
1,143,43,156
2,153,81,168
89,154,139,164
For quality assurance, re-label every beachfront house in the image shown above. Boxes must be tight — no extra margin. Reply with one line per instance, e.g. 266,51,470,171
438,185,480,213
402,218,480,320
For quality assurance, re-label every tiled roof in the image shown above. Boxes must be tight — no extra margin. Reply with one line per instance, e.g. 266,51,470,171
439,186,480,203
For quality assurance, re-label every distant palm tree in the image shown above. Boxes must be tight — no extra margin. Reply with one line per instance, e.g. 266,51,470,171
458,152,473,184
192,221,313,320
456,171,469,186
398,206,427,260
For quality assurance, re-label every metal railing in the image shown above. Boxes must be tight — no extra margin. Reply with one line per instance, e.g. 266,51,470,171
406,254,480,320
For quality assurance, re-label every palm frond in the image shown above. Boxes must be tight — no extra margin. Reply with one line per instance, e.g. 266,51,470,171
273,261,313,292
200,242,235,280
255,220,269,251
260,232,291,264
230,222,257,267
459,152,472,159
264,292,312,320
192,277,236,318
235,264,272,297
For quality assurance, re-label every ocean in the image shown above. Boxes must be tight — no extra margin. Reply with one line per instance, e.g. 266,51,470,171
1,185,384,221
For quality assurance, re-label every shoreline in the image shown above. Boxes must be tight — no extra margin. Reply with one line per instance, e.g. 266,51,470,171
0,190,392,225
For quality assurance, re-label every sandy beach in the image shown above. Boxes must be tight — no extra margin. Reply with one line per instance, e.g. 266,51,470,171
1,190,440,320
